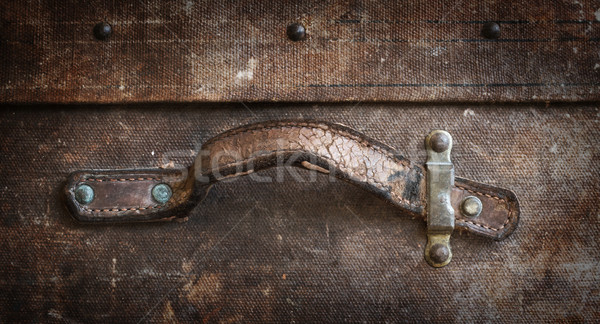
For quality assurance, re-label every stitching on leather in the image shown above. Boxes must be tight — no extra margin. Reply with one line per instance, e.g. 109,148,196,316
80,177,163,213
455,186,506,205
456,186,505,203
458,208,512,232
85,205,165,213
209,123,513,232
456,185,513,231
83,177,161,182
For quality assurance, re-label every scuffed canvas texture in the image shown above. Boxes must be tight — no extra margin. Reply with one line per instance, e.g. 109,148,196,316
1,0,600,104
1,0,600,322
0,104,599,322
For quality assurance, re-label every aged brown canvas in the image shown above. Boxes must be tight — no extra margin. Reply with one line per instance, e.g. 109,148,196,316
1,0,599,103
1,0,599,323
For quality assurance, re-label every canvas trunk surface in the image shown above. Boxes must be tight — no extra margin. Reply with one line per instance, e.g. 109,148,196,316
0,104,599,322
1,0,600,323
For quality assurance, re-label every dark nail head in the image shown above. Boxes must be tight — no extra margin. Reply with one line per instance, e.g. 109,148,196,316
287,23,306,41
481,22,500,39
430,244,449,264
93,22,112,40
430,132,449,153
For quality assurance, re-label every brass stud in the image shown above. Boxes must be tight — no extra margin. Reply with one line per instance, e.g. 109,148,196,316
429,132,450,153
429,243,450,264
461,196,483,218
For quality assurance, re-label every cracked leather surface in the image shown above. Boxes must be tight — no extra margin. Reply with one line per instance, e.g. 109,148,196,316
199,120,519,240
66,120,519,240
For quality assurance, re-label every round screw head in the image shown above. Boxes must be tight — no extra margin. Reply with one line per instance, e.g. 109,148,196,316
152,184,172,204
93,22,112,40
429,132,450,153
287,23,306,41
74,184,94,205
481,22,500,39
429,243,450,264
461,196,483,218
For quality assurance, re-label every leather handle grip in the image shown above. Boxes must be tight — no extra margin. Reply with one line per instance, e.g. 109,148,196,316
65,120,519,240
198,121,427,215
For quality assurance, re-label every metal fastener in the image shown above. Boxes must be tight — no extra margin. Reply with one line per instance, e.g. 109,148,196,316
93,22,112,40
152,184,172,204
429,243,450,264
74,184,94,205
287,23,306,41
461,196,483,218
481,22,500,39
425,130,454,268
429,132,450,153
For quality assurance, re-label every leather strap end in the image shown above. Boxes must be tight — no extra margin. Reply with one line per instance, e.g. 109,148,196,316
452,178,519,240
64,169,194,223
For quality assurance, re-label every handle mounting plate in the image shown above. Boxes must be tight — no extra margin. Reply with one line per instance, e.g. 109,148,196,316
425,130,455,267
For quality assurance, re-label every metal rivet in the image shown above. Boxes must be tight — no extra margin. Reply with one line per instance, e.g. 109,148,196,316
287,23,306,41
481,22,500,39
74,184,94,205
93,22,112,40
429,132,450,153
152,184,172,204
461,196,483,218
429,243,450,264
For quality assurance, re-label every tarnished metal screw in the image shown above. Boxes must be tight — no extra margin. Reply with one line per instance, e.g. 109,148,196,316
481,22,500,39
93,22,112,40
429,132,450,153
461,196,483,218
152,184,172,204
429,244,450,264
74,184,94,205
287,23,306,41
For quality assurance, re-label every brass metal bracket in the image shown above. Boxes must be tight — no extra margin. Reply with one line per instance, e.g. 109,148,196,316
425,130,455,267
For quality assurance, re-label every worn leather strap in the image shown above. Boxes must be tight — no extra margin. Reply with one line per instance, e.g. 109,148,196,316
65,120,519,240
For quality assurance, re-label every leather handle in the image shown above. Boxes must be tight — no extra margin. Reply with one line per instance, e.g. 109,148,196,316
65,120,519,240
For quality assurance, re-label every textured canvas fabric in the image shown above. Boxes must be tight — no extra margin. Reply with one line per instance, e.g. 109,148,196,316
1,0,599,322
1,104,599,322
1,0,599,104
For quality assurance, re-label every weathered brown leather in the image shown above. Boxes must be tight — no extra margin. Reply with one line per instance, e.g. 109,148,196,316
199,121,519,240
65,169,193,223
66,120,519,240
